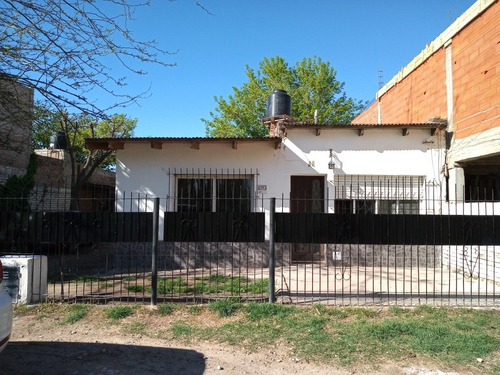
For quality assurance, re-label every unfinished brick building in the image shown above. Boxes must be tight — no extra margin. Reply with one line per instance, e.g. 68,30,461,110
353,0,500,202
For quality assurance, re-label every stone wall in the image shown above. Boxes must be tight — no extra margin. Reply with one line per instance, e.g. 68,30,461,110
325,244,442,268
113,241,444,271
113,242,278,272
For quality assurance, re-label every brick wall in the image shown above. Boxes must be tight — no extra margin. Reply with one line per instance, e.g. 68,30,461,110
31,149,115,211
452,1,500,140
34,149,115,188
34,150,72,187
353,0,500,141
0,79,33,176
353,44,448,124
353,101,378,124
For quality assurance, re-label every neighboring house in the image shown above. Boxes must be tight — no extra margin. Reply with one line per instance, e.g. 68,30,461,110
0,77,33,184
353,0,500,205
33,148,115,211
0,77,115,211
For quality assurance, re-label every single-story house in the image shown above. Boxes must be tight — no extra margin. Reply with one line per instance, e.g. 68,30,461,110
86,92,448,237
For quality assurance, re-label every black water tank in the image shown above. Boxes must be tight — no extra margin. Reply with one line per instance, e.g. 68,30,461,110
49,131,67,149
266,89,291,117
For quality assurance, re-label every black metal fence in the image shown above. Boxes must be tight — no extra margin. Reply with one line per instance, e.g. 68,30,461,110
1,188,499,307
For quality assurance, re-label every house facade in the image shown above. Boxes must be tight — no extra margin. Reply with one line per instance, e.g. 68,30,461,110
353,0,500,205
87,115,447,222
86,111,448,267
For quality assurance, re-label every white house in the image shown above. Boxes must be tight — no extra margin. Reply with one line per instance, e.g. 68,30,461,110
86,97,448,230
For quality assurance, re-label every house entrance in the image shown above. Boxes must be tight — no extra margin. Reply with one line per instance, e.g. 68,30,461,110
290,175,325,262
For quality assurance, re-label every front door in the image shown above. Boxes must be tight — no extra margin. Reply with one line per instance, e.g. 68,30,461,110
290,176,324,262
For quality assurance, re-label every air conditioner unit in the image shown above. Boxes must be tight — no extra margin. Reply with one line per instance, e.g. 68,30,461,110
1,255,47,304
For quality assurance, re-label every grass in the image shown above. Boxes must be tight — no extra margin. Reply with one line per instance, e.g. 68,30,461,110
64,304,90,324
123,321,147,335
157,303,176,315
153,274,269,295
208,297,241,317
50,273,268,297
171,322,192,338
13,303,500,374
48,274,104,284
127,284,144,293
105,305,135,320
188,304,203,315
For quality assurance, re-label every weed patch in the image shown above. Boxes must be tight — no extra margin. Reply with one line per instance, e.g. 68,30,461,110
245,301,295,321
106,305,135,320
209,297,241,317
157,303,176,316
64,304,90,324
127,285,144,293
171,322,192,337
123,322,147,335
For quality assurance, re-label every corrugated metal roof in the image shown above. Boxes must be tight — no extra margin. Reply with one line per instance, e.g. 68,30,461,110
285,122,446,129
85,136,282,150
86,121,447,150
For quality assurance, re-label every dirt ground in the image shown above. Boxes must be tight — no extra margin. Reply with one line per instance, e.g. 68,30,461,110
0,306,472,375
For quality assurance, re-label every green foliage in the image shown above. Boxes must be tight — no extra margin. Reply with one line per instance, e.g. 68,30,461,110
157,303,176,316
123,322,147,335
106,305,134,320
32,105,137,171
127,285,144,293
155,275,268,296
203,56,368,137
170,322,192,337
156,277,189,294
74,275,103,283
11,303,500,373
209,297,241,317
0,153,37,210
64,304,90,324
245,302,295,321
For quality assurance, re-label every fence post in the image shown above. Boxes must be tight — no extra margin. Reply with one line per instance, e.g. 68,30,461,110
151,197,159,306
269,197,276,303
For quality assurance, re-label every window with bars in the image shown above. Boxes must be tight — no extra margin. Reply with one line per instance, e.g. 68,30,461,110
334,199,419,214
333,175,424,214
177,177,252,212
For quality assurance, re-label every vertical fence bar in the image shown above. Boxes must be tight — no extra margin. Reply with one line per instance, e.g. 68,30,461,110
269,197,276,303
151,197,159,306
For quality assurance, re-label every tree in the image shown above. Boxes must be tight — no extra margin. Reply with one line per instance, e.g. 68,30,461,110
1,0,208,206
33,105,136,209
0,0,184,118
203,56,368,138
0,0,215,118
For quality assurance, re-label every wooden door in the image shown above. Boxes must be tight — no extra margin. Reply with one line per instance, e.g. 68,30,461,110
290,176,324,262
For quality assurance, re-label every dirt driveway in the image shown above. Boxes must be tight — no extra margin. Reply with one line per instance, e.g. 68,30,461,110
0,310,467,375
1,326,357,375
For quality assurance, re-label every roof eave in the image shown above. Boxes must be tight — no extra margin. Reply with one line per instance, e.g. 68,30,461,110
85,137,282,151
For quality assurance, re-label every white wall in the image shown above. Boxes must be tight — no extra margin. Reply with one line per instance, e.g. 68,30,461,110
115,127,446,213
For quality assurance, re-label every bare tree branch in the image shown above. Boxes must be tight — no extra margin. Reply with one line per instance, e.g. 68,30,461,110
0,0,195,120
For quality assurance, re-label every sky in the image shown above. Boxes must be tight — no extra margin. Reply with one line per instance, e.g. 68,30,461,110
99,0,475,138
